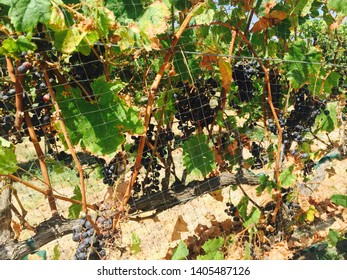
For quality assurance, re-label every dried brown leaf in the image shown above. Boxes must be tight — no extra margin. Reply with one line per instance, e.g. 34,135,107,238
171,215,189,241
264,241,293,260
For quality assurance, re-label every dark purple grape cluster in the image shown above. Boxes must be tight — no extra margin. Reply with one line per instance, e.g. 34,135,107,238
250,142,268,169
174,77,220,137
224,202,240,222
68,50,104,98
231,61,258,103
268,85,327,150
129,121,172,196
72,216,112,260
0,60,58,151
303,159,315,176
101,152,126,186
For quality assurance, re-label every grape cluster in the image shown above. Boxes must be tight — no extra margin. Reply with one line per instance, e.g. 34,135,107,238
72,216,112,260
268,85,327,149
174,77,220,137
101,152,126,186
129,121,174,196
69,50,104,97
224,202,240,222
281,188,300,219
250,142,268,169
1,59,58,151
130,123,173,165
303,159,315,176
231,61,258,103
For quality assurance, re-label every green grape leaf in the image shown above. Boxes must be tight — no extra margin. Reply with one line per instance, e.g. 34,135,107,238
57,78,143,156
0,36,36,57
197,237,224,260
105,0,144,22
0,137,17,174
329,229,340,246
52,244,61,260
327,0,347,16
130,232,141,254
283,40,322,89
154,90,176,125
194,8,215,25
171,240,189,260
243,207,261,228
7,0,52,32
309,69,341,96
202,237,224,253
314,102,338,133
237,196,249,220
197,251,224,260
96,8,110,37
279,165,297,187
182,134,216,178
0,0,11,5
49,3,66,30
331,194,347,208
68,186,82,219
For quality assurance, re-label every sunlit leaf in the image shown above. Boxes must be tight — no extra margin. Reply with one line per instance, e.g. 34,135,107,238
327,0,347,16
130,232,141,254
0,137,17,174
243,207,261,228
6,0,51,32
219,60,232,92
171,240,189,260
279,165,296,187
57,78,143,156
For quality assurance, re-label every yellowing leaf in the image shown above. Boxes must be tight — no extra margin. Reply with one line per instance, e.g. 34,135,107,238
138,2,170,39
54,27,86,54
219,60,232,92
49,4,65,29
306,205,317,222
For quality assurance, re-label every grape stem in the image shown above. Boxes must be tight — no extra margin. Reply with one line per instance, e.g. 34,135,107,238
5,57,24,139
10,204,36,232
24,108,58,216
42,67,88,216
